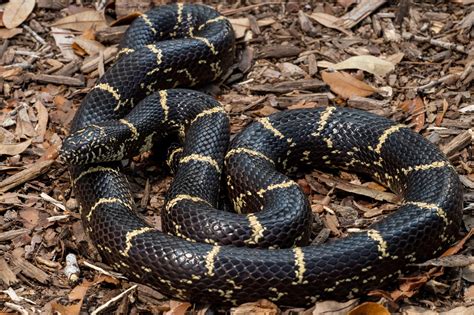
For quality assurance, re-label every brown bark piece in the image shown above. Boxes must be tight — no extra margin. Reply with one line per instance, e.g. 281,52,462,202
442,130,473,157
29,73,84,87
8,253,50,284
0,257,18,285
0,160,54,193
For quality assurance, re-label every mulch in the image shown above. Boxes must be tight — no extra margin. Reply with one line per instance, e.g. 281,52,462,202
0,0,473,314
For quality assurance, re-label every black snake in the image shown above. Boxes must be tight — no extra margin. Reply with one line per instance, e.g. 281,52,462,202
60,3,463,306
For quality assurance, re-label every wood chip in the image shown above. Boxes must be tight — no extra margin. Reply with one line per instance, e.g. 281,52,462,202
0,258,18,285
0,159,54,193
442,129,473,156
8,253,49,284
28,73,84,87
258,45,303,59
248,78,324,93
0,228,30,242
313,171,399,203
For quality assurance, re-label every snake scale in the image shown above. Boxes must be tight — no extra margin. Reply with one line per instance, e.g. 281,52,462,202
60,3,463,306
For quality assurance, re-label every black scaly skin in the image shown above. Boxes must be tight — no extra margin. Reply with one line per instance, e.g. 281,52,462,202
62,3,463,307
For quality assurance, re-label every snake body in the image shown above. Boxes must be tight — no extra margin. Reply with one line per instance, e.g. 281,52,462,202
61,3,463,306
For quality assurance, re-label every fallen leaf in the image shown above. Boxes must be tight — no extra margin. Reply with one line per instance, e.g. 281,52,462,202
441,228,474,257
307,12,352,35
311,299,358,315
399,305,438,315
319,55,395,77
465,285,474,301
2,0,35,29
337,0,358,8
33,101,48,143
50,10,107,32
0,66,23,79
228,17,249,39
19,207,40,229
0,139,32,156
348,302,390,315
50,27,78,60
442,305,474,315
399,97,425,132
231,299,279,315
462,264,474,282
164,301,192,315
72,38,105,56
0,28,22,39
385,52,405,65
321,71,378,99
51,274,120,315
435,98,449,126
416,254,474,268
365,182,387,192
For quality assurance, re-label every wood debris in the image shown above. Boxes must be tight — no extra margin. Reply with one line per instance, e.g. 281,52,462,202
0,0,472,313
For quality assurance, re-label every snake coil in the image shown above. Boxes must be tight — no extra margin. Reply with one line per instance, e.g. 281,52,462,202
61,3,463,306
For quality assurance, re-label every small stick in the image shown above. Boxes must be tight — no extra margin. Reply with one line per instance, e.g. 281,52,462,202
415,73,460,91
91,285,138,315
23,25,47,46
5,302,29,315
402,32,466,54
14,50,42,58
83,260,127,279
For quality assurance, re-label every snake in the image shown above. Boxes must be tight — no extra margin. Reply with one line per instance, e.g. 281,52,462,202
60,3,463,306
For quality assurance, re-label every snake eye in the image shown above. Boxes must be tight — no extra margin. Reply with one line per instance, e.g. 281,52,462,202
61,125,113,164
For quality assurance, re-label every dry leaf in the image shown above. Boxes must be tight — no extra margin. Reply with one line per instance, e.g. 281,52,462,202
165,301,192,315
0,66,22,79
465,285,474,301
441,228,474,257
0,139,32,156
321,71,378,99
33,101,48,143
50,10,107,32
2,0,35,29
399,305,438,315
365,182,387,192
307,12,352,35
231,299,279,315
399,97,425,132
0,28,22,39
348,302,390,315
51,274,120,315
50,27,77,60
435,98,449,126
72,38,105,56
312,299,358,315
228,17,249,39
385,52,405,65
319,55,395,77
337,0,358,8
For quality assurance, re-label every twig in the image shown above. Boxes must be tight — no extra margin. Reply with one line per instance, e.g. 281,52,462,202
402,32,467,54
221,1,282,16
337,0,388,29
415,73,460,91
14,50,42,58
0,39,9,59
5,302,29,315
22,25,47,46
82,260,127,279
91,285,137,314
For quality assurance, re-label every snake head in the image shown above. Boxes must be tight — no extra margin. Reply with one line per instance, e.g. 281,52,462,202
60,123,128,165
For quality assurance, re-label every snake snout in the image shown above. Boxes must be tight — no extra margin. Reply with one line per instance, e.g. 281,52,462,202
60,124,122,165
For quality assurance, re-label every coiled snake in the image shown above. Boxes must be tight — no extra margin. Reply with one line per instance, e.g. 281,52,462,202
60,3,463,306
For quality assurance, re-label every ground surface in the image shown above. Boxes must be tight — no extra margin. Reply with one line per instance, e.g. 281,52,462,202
0,0,473,314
